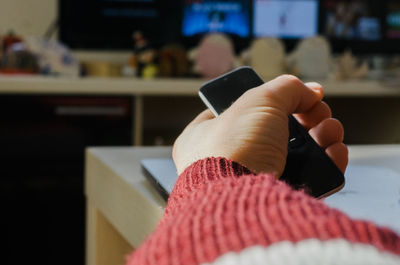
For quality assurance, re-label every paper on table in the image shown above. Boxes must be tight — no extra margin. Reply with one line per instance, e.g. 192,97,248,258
325,164,400,234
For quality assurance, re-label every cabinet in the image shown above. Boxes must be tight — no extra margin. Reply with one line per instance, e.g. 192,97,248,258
1,95,132,265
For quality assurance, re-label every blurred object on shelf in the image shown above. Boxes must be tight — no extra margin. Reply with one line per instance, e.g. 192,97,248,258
384,55,400,71
129,55,137,70
132,31,158,78
158,44,189,77
372,59,400,87
0,43,40,74
381,56,400,86
25,37,80,77
287,36,333,79
122,64,136,77
122,54,137,77
81,61,122,77
368,55,388,80
378,69,400,88
332,50,369,81
142,63,158,79
240,38,286,80
189,33,236,79
1,30,22,54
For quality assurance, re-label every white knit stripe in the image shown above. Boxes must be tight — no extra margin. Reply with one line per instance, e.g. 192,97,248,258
201,239,400,265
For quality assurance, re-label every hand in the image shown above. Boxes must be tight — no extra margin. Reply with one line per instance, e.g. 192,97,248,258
173,75,348,176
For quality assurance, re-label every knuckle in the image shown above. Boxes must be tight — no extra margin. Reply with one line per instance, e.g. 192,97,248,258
325,118,345,140
333,118,345,133
277,74,302,86
321,101,332,116
329,118,344,129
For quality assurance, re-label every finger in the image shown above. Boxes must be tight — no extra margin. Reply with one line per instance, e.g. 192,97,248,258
304,82,324,95
308,118,344,149
256,75,324,115
294,101,332,130
188,109,214,126
325,142,349,174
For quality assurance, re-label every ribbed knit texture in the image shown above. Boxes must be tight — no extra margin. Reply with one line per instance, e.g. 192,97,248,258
126,157,400,265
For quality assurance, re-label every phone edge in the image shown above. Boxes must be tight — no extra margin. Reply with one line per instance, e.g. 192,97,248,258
317,179,346,199
198,91,219,117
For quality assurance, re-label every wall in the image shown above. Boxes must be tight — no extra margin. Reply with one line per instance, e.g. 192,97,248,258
0,0,57,38
0,0,130,63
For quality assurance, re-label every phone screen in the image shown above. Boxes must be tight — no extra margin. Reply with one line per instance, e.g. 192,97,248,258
199,67,344,198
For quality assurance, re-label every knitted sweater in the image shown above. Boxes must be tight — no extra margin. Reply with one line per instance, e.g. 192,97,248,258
127,157,400,265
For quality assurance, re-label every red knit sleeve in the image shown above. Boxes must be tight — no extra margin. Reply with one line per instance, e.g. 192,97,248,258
126,157,400,265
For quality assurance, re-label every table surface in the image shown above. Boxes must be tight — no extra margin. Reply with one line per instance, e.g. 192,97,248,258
1,76,400,96
85,144,400,249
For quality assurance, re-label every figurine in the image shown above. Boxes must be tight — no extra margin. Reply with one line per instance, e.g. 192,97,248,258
2,30,22,53
24,37,79,77
0,44,39,74
132,31,158,78
189,33,237,79
332,50,369,80
240,38,286,80
287,36,333,79
158,44,189,77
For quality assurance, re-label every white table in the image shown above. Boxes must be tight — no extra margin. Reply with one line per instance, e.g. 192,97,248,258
85,145,400,265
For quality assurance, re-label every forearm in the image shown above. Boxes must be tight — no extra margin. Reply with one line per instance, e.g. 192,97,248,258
127,157,400,265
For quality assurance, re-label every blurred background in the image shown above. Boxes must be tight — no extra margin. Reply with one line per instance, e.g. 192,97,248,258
1,0,400,264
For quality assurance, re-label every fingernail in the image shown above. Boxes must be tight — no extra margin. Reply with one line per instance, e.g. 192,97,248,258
305,82,323,93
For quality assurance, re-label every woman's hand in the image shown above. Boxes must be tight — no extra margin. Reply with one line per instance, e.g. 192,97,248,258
173,75,348,176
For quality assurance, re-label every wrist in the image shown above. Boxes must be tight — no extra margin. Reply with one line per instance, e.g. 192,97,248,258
170,157,254,199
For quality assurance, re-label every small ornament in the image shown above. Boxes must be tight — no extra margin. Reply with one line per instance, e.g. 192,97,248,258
287,36,333,79
158,44,189,77
332,50,369,81
189,33,236,79
132,31,158,78
2,30,22,53
240,38,286,80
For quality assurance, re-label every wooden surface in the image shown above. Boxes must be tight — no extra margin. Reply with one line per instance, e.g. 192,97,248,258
86,200,133,265
0,76,201,95
1,75,400,97
85,146,171,265
85,145,400,265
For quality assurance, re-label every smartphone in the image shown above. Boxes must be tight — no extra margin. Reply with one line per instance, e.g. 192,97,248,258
199,66,345,198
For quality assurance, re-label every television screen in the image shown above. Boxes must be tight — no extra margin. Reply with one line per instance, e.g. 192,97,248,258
322,0,381,41
253,0,319,39
386,2,400,39
59,0,181,49
181,0,250,37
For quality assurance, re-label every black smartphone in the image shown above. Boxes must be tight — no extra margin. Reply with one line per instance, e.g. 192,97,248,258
199,66,345,198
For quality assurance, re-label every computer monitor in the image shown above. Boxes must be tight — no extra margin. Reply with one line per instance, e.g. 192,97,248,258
386,2,400,39
253,0,319,39
322,0,381,41
181,0,250,38
59,0,181,49
59,0,399,54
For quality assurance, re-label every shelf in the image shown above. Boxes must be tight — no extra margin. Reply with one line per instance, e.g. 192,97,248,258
0,76,201,95
0,75,400,97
